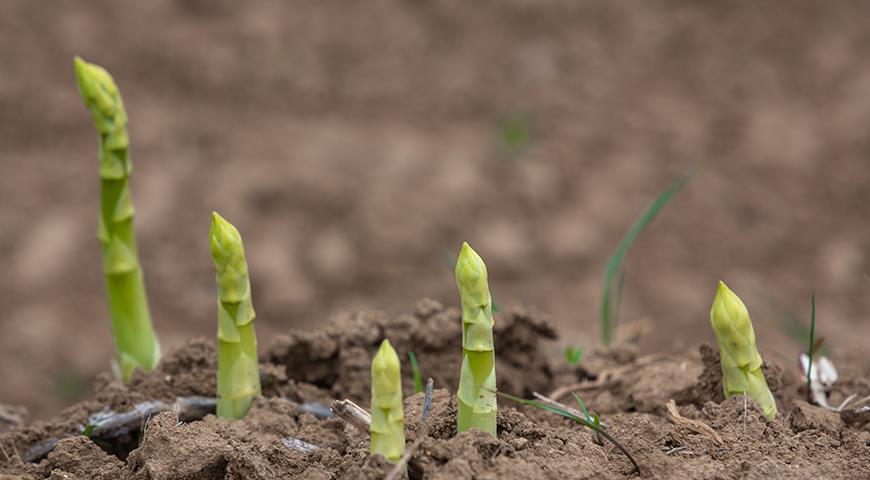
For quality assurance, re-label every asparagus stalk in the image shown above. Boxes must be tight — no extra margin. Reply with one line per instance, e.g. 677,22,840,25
454,242,497,435
73,56,160,381
370,339,405,463
710,281,777,419
210,212,261,419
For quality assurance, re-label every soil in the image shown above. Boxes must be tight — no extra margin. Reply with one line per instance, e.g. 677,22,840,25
1,299,868,479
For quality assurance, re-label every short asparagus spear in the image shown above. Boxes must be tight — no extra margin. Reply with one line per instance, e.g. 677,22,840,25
73,56,160,381
454,242,497,435
370,339,405,463
210,212,261,419
710,281,777,420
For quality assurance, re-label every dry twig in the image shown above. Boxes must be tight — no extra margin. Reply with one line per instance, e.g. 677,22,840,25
283,437,319,453
384,378,434,480
665,399,722,445
331,399,372,434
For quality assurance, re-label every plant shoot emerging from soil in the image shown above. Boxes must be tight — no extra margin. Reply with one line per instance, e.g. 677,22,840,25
73,56,160,382
454,242,497,436
210,212,260,419
370,339,405,463
806,290,816,401
600,173,690,346
710,281,777,419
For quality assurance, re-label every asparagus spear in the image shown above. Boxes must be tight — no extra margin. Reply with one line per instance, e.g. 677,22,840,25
370,339,405,463
454,242,497,435
210,212,261,419
710,281,777,420
73,56,160,381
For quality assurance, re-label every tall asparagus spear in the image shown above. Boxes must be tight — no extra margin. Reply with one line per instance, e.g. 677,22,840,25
370,339,405,463
454,242,497,435
710,281,777,420
210,212,261,419
73,57,160,381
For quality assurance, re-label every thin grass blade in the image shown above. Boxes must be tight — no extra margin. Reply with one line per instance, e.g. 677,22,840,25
806,290,816,399
408,352,424,394
601,172,691,346
571,393,594,425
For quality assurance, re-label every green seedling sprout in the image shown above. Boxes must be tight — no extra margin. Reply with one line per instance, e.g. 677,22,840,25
371,339,405,463
73,56,160,381
210,212,261,419
407,352,424,394
564,345,584,365
710,281,777,420
806,290,816,401
601,173,690,346
496,390,639,475
497,110,534,157
454,242,497,436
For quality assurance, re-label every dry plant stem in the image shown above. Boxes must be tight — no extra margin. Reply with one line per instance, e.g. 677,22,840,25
852,395,870,410
331,399,372,433
0,405,26,428
548,378,609,401
282,437,319,453
384,378,434,480
665,399,723,445
421,377,434,421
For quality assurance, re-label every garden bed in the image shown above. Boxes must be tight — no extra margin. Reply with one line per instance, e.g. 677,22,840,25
1,299,868,479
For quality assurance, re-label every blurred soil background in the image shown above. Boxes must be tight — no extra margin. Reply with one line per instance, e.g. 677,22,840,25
1,0,869,418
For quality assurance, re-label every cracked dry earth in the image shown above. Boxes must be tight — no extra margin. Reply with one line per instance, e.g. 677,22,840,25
1,299,868,479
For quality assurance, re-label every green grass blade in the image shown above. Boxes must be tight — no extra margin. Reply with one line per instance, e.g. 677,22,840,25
495,390,639,474
571,393,593,425
768,294,829,357
408,351,424,394
564,345,583,365
806,290,816,398
601,172,691,346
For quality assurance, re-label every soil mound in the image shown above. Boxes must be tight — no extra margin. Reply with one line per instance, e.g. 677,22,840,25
1,299,867,479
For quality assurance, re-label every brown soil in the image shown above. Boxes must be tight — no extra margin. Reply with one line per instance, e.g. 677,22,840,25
2,300,868,479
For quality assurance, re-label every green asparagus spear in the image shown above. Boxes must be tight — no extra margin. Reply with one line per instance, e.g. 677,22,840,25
371,339,405,463
73,56,160,382
210,212,261,419
454,242,497,435
710,281,777,419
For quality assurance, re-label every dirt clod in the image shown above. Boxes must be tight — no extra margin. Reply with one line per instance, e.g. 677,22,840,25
790,399,845,437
